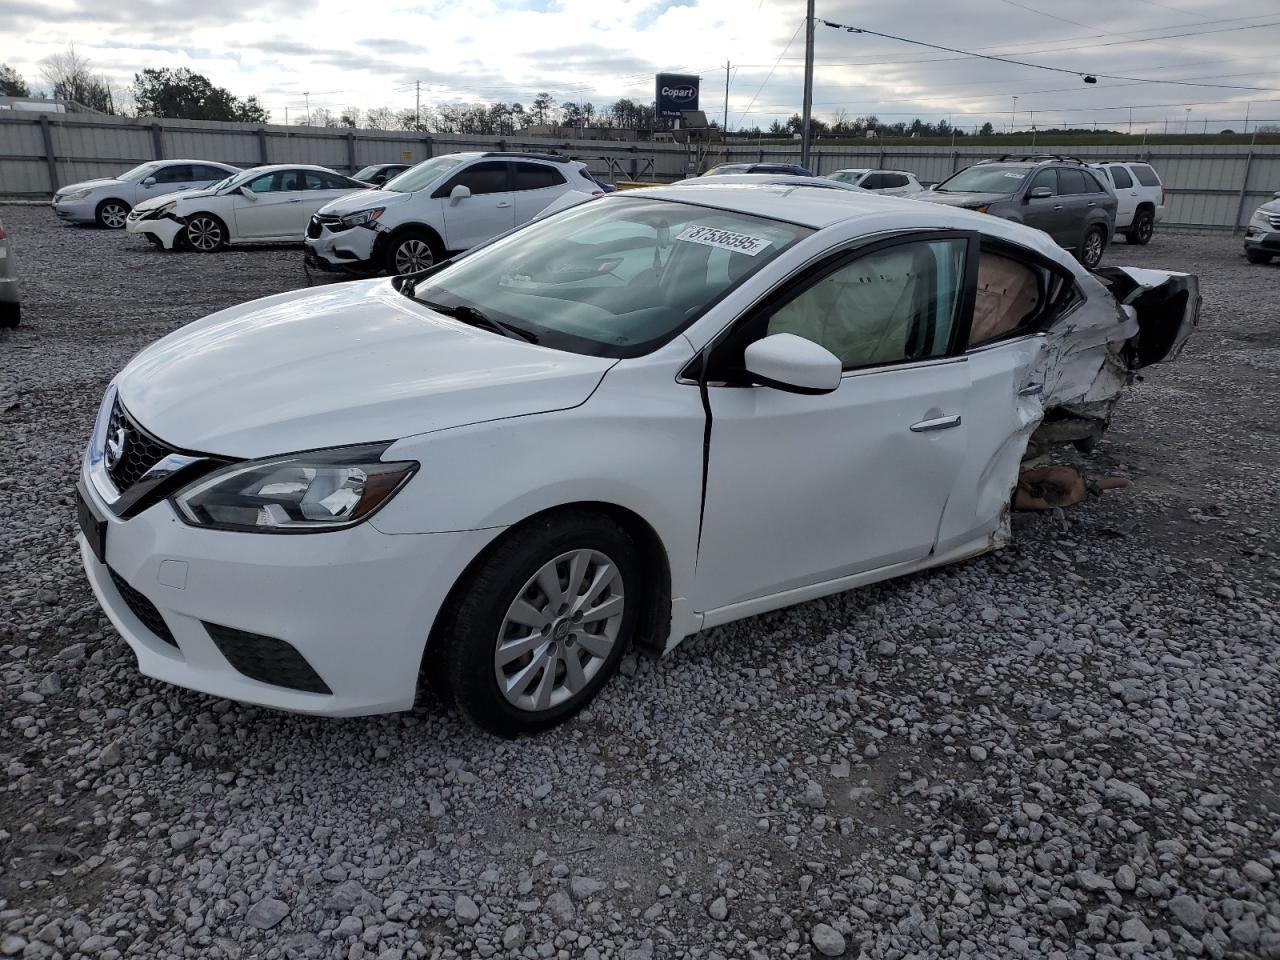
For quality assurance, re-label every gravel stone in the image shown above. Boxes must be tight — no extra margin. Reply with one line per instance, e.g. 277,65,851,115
810,923,846,956
245,897,289,930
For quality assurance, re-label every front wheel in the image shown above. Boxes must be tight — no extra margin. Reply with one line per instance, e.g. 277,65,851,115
384,230,439,275
181,214,227,253
95,200,130,229
1079,226,1106,269
428,511,641,737
1246,249,1272,265
1127,209,1154,245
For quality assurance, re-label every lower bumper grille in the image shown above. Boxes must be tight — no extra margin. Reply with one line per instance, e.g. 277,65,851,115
108,569,178,648
204,622,332,694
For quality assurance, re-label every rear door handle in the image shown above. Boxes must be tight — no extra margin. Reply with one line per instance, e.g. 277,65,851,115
910,414,962,433
1087,201,1097,207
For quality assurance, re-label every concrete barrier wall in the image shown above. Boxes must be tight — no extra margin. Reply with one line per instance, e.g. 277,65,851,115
2,111,1277,231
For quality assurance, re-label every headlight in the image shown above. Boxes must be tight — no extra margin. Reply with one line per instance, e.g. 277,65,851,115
60,190,90,201
156,201,177,216
338,207,386,230
1251,209,1270,223
172,443,417,533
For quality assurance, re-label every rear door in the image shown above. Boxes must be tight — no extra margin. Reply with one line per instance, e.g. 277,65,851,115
511,161,571,224
191,164,232,190
1058,168,1108,247
434,161,516,250
1106,165,1139,227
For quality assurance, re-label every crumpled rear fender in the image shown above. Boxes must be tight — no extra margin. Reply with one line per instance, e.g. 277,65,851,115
1092,267,1201,367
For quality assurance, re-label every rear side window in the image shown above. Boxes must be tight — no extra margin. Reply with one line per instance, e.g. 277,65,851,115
884,173,909,188
1109,165,1133,189
861,173,887,189
513,162,566,191
305,172,356,190
193,165,230,181
1057,169,1089,195
439,161,510,196
1131,164,1161,187
155,164,193,183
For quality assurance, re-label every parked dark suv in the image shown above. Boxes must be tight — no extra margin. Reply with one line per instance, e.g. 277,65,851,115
918,155,1117,268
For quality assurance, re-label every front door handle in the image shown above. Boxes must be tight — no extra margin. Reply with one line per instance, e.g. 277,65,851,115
1053,204,1063,211
910,414,962,433
496,201,513,209
287,197,302,203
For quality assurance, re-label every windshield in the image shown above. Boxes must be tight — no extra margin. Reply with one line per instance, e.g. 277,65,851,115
206,168,260,193
118,162,162,183
382,155,467,192
409,196,812,358
936,164,1032,194
353,165,382,180
704,164,750,176
830,170,868,184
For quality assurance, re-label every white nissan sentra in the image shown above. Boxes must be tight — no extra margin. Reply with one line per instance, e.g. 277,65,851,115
78,184,1198,736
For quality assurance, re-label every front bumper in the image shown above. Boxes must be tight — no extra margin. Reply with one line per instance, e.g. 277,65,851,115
78,473,502,716
126,214,185,250
303,222,379,273
51,198,97,224
1244,227,1280,252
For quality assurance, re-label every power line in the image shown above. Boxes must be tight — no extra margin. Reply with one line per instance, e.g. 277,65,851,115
735,19,806,128
816,18,1280,91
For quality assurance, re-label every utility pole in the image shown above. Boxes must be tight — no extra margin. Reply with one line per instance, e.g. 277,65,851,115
304,91,311,126
1128,106,1133,136
1244,102,1251,135
1185,107,1191,134
800,0,815,169
724,61,731,135
1011,96,1018,134
416,81,421,131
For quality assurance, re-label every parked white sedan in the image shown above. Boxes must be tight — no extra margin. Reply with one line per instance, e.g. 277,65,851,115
51,160,239,228
126,164,366,251
78,185,1198,735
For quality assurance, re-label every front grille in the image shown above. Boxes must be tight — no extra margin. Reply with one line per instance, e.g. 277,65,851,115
308,214,340,239
108,569,179,648
306,217,323,239
1267,215,1280,230
106,398,177,494
204,623,332,694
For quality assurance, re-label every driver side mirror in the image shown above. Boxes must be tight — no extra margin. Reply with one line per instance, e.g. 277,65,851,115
1027,186,1052,201
744,333,842,395
449,184,471,205
238,185,258,200
142,176,157,187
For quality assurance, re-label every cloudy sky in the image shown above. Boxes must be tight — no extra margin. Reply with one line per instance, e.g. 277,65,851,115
4,0,1280,132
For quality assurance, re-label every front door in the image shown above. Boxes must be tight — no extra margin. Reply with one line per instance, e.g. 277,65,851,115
436,160,516,250
232,170,307,240
1022,169,1072,246
693,233,977,615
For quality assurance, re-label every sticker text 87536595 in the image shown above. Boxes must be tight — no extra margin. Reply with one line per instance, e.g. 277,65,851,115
675,225,773,256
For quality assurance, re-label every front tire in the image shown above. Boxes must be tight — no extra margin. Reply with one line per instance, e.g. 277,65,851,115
95,199,130,229
181,214,227,253
1246,249,1272,265
0,302,19,329
384,229,440,275
1079,225,1106,269
429,511,641,737
1126,209,1154,245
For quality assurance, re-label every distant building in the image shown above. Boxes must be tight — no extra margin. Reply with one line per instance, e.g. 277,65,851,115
0,96,101,114
521,124,643,142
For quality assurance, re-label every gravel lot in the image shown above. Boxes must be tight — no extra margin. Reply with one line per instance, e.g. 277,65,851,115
1,203,1277,960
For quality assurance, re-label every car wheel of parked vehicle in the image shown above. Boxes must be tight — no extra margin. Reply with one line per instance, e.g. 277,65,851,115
1079,226,1106,269
0,303,19,329
429,510,641,737
95,200,130,229
182,214,227,253
385,230,440,275
1127,209,1155,245
1246,249,1273,265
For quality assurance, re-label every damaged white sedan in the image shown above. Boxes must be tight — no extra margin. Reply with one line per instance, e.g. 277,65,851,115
77,184,1198,736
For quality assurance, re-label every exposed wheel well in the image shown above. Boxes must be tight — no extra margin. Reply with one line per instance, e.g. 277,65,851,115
96,197,129,212
180,211,229,246
383,223,445,256
415,501,673,706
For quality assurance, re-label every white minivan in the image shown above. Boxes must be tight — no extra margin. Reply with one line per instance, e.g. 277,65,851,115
1089,161,1165,245
304,152,601,275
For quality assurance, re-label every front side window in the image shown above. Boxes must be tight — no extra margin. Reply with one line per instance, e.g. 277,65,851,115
154,164,193,183
1109,165,1134,188
118,162,162,183
409,197,811,358
861,173,887,189
884,174,910,188
766,238,968,370
830,171,867,185
246,171,290,193
1028,169,1057,196
438,161,509,197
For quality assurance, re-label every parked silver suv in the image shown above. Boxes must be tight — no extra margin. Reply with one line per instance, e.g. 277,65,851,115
918,155,1118,268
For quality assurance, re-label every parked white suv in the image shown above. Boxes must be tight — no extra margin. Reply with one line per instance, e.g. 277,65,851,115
305,152,601,274
827,169,923,195
51,160,239,228
1089,161,1165,245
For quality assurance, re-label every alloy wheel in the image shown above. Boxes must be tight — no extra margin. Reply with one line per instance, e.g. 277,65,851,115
1083,230,1104,267
1136,215,1153,243
493,549,625,713
186,217,222,252
394,238,434,274
100,204,128,229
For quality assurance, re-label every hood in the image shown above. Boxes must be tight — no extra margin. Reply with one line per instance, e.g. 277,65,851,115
1255,199,1280,217
115,280,615,459
916,191,1011,208
56,178,120,195
318,189,410,216
135,188,217,212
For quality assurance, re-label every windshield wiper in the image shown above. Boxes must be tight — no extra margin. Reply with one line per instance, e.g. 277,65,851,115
419,300,538,343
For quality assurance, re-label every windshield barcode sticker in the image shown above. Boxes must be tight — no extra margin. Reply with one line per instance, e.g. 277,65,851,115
675,225,772,256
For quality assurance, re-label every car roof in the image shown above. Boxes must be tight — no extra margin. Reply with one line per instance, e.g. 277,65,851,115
682,174,865,192
631,182,952,229
242,163,343,174
157,159,237,166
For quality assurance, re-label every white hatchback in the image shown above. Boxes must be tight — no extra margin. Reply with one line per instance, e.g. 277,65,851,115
126,164,366,251
78,185,1199,735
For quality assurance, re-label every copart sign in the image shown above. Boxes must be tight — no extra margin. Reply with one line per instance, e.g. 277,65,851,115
656,73,700,119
